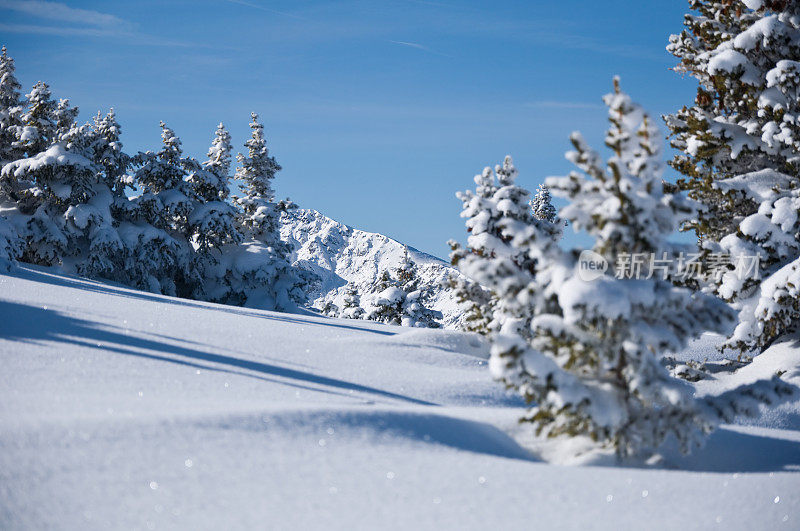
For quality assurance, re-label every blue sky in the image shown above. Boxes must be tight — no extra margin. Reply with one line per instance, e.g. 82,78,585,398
0,0,695,259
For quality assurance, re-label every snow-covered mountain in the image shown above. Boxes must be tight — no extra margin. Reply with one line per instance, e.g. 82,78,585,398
281,208,464,327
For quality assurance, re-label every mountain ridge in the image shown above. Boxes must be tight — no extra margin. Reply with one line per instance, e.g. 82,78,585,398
281,208,464,328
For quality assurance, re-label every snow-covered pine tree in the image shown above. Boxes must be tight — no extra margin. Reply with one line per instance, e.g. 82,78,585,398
560,78,696,259
319,299,339,317
226,112,315,309
6,82,59,215
115,221,183,295
340,283,365,319
82,108,143,279
362,250,442,328
0,46,23,167
182,122,244,301
453,153,569,424
60,117,125,279
456,79,797,458
14,81,57,158
126,122,197,295
236,112,282,240
0,214,23,271
446,166,504,335
2,93,124,278
365,269,403,325
531,184,557,223
395,246,442,328
70,111,179,293
0,47,26,257
188,123,242,254
666,0,800,353
716,172,800,352
91,109,130,197
53,99,79,141
1,85,97,267
452,155,546,339
531,183,566,245
133,122,195,234
445,268,495,334
665,0,763,243
197,123,234,202
0,60,123,276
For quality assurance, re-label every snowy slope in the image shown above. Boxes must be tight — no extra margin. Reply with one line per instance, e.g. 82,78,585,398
2,265,800,530
281,208,464,327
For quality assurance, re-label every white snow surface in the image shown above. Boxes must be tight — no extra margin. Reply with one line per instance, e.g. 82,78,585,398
281,208,464,327
1,266,800,530
742,0,764,9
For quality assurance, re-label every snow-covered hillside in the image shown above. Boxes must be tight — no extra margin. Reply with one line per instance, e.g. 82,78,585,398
281,208,464,327
2,265,800,530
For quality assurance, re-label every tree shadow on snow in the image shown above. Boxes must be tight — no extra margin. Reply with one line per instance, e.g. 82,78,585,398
221,408,540,462
0,299,433,406
4,265,396,337
666,426,800,473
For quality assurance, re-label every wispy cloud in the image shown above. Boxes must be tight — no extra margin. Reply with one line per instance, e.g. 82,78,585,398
226,0,307,20
0,22,226,48
0,1,237,49
525,100,605,110
0,0,130,29
0,22,117,38
390,40,427,51
389,40,452,58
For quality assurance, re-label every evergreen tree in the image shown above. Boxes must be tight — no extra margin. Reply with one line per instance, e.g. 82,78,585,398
447,166,503,334
374,269,395,292
53,99,79,142
665,0,763,242
2,111,123,277
91,109,130,196
666,0,800,352
340,283,365,319
531,184,557,223
0,214,23,271
1,89,95,267
319,299,339,317
187,123,242,254
456,80,796,458
236,112,282,242
133,122,195,232
451,155,545,339
79,112,179,294
365,269,403,325
395,246,442,328
0,45,23,166
0,61,125,276
61,119,125,280
15,81,57,157
178,122,244,301
202,122,234,200
128,122,197,295
224,113,315,310
716,173,800,352
363,250,442,328
116,226,183,294
445,269,495,334
560,78,696,258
